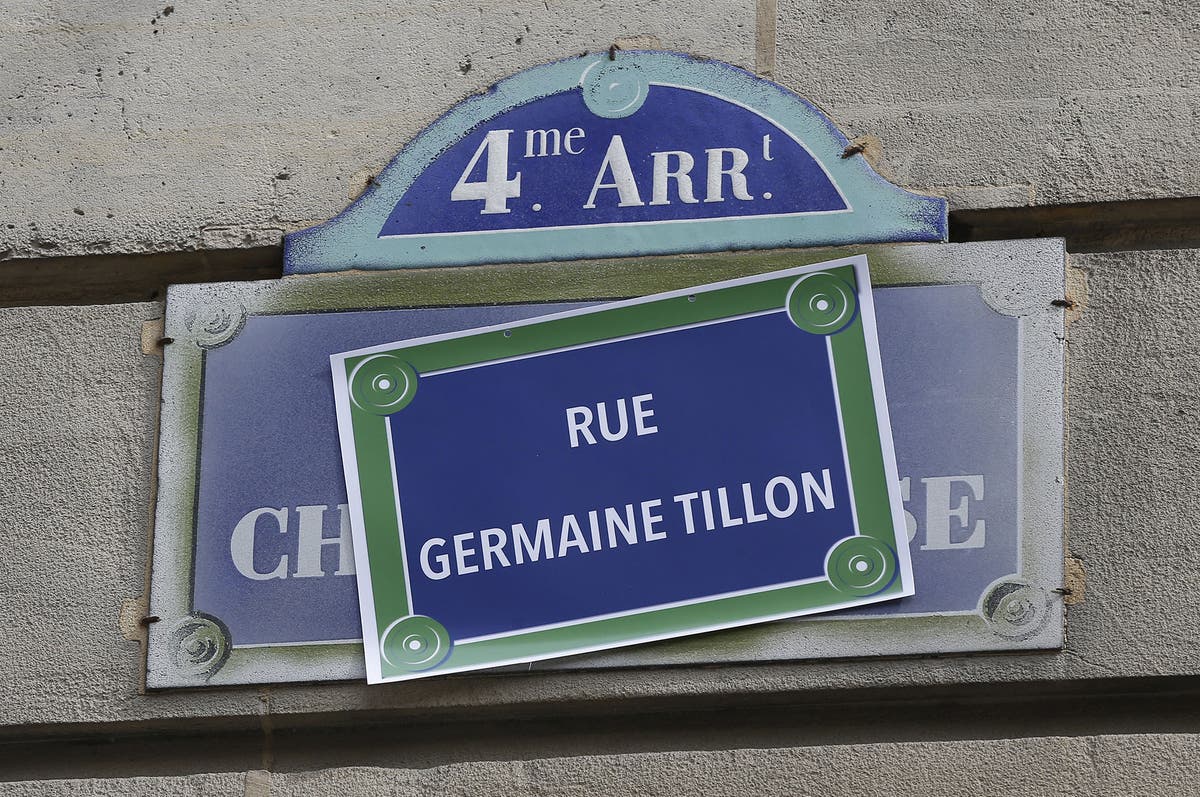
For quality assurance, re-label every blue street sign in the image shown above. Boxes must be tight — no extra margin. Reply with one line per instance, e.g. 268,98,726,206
284,52,947,273
331,258,913,682
377,87,848,237
189,283,1018,650
149,239,1065,689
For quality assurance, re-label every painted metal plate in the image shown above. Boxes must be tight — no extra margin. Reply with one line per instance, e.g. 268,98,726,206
147,239,1065,687
283,51,946,273
331,257,912,683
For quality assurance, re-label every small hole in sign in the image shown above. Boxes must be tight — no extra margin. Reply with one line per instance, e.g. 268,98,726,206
687,295,696,303
503,330,512,338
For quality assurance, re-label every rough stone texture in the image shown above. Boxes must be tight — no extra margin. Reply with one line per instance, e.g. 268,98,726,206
4,773,243,796
4,0,1197,262
268,735,1200,795
1063,247,1200,675
0,1,755,261
0,303,160,714
0,248,1197,733
6,735,1200,795
0,301,265,728
776,0,1200,210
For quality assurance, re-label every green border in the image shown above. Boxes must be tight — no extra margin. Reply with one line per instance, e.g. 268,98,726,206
337,263,907,681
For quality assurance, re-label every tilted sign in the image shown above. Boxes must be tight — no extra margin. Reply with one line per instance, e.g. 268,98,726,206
331,258,911,682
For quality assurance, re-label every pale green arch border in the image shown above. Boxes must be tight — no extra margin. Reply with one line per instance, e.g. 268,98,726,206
283,51,947,274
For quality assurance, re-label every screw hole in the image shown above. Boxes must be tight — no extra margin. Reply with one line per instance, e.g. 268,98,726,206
687,295,696,303
503,330,512,338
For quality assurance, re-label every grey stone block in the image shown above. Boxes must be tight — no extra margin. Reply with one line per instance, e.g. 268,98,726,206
776,0,1200,208
10,735,1198,796
0,1,755,261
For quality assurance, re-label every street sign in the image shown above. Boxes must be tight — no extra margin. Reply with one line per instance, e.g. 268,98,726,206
284,51,946,273
331,256,913,682
146,239,1065,688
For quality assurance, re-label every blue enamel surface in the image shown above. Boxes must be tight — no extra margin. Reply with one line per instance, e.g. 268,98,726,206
378,86,846,237
389,311,852,640
283,52,947,273
191,286,1016,645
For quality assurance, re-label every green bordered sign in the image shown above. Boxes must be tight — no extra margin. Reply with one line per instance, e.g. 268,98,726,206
332,256,913,683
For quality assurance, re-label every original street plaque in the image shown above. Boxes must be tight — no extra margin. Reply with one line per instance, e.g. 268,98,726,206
284,51,946,273
147,242,1064,687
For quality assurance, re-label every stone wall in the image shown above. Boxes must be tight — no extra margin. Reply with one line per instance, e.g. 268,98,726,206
2,0,1198,792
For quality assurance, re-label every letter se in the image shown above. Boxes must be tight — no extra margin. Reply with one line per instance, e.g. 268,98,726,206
566,393,658,448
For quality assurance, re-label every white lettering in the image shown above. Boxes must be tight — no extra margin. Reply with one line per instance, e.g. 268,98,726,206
230,507,289,581
704,147,753,202
568,395,657,446
564,127,586,155
420,537,451,581
717,487,743,527
452,129,521,214
765,476,799,519
632,393,658,436
641,499,666,541
597,398,629,442
453,532,480,574
566,405,596,448
524,128,562,158
293,504,354,578
742,482,769,523
700,489,716,531
673,491,700,534
605,504,638,546
558,514,590,556
801,468,836,512
584,135,644,208
921,475,986,550
513,519,555,563
588,509,603,550
480,527,511,570
649,150,698,205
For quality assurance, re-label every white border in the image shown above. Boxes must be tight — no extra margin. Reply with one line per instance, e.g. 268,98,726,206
331,359,384,681
332,255,913,683
851,258,917,597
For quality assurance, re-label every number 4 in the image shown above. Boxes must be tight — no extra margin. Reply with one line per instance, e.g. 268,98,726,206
452,129,522,214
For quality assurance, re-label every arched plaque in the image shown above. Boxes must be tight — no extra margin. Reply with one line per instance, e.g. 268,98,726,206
284,51,947,273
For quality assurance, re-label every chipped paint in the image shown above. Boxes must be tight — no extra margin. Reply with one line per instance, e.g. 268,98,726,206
119,594,149,645
283,51,947,274
1066,265,1089,325
140,317,165,357
1065,556,1086,606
